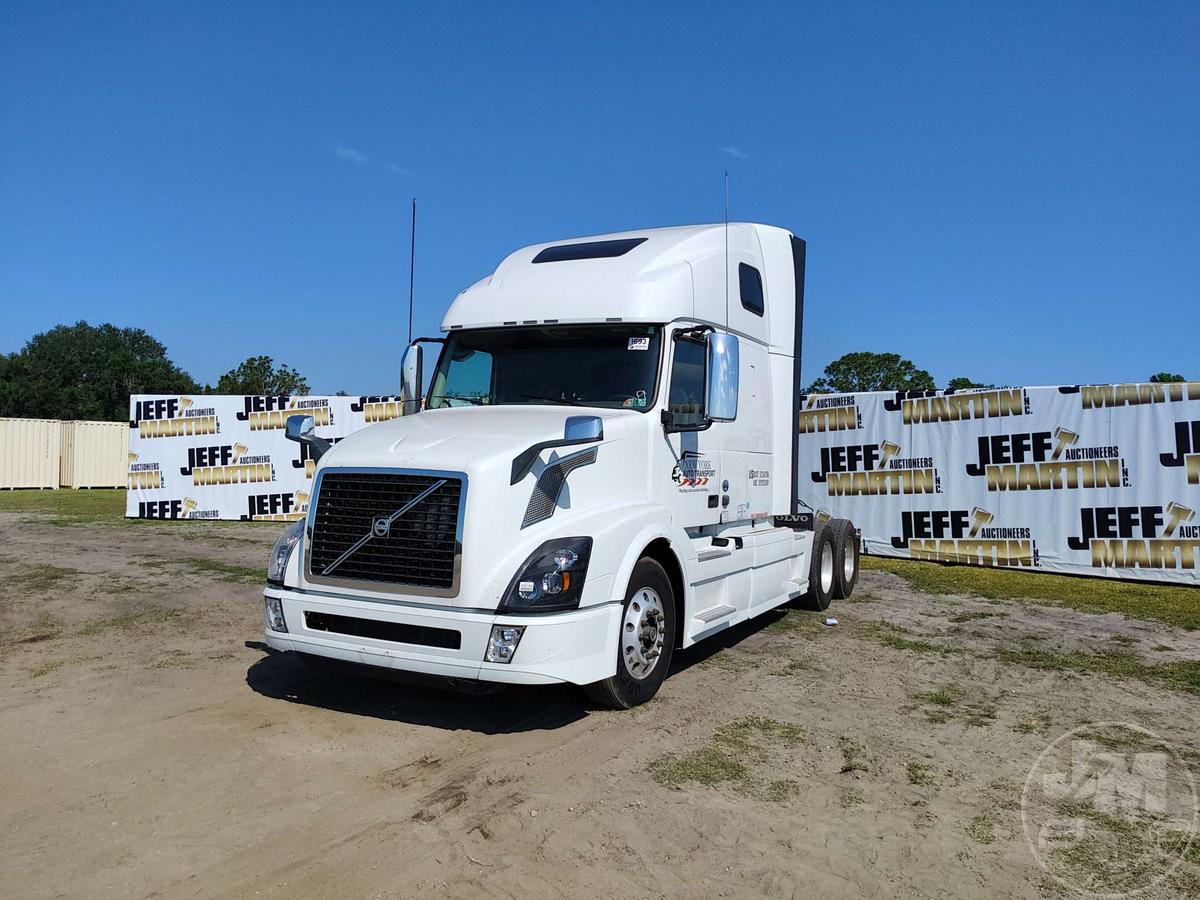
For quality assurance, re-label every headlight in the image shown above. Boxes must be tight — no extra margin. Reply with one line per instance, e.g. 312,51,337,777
500,537,592,612
267,520,304,584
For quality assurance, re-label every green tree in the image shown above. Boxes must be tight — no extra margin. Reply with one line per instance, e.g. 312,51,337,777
1148,372,1186,383
214,355,309,395
0,321,198,421
806,352,935,394
946,377,996,391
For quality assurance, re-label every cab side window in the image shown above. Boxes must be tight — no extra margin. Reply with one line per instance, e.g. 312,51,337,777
667,337,706,428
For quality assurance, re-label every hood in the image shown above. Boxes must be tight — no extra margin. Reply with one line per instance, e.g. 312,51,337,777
300,404,654,609
318,405,643,473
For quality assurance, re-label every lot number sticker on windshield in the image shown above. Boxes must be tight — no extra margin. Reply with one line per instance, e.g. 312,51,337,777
627,337,650,350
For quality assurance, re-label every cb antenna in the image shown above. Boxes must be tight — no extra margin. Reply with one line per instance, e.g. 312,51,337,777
724,170,730,328
407,197,416,346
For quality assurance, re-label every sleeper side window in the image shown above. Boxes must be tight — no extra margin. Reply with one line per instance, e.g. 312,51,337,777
739,263,764,317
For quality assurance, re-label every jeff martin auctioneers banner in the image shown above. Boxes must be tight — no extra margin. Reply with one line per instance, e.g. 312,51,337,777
126,395,403,523
128,383,1200,585
795,383,1200,586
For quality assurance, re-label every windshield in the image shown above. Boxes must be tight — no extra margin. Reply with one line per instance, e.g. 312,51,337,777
427,325,662,411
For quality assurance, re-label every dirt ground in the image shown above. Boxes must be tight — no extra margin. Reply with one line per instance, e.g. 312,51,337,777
2,507,1198,898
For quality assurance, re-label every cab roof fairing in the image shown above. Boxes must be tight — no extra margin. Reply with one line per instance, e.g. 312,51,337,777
439,223,795,337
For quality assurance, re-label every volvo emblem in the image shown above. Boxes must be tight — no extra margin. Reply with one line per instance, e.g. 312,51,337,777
371,516,391,538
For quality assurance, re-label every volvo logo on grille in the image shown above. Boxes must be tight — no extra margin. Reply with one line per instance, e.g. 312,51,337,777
372,516,391,538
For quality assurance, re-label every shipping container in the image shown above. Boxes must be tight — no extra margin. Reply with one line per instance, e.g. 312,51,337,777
59,420,127,488
0,418,62,489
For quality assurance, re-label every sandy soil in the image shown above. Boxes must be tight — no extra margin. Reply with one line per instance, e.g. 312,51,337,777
1,510,1198,898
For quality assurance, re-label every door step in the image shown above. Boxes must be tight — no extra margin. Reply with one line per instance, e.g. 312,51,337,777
695,604,737,624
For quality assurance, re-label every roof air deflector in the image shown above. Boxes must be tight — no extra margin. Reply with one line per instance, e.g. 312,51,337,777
531,238,647,264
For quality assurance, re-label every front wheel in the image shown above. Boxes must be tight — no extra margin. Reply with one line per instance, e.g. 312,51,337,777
583,558,676,709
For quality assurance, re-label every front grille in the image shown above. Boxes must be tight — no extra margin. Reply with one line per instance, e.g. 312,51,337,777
308,471,463,591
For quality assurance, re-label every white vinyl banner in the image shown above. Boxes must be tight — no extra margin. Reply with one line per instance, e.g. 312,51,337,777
126,395,404,522
129,385,1200,585
795,383,1200,586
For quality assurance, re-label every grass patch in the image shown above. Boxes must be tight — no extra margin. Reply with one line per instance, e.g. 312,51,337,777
845,591,881,604
29,655,99,678
961,701,998,727
1038,797,1198,894
176,557,261,582
0,488,126,524
996,644,1200,695
0,555,83,593
11,614,63,646
965,810,999,844
910,686,998,727
912,686,958,707
150,652,195,669
649,716,805,801
838,736,869,774
0,488,271,529
772,658,813,676
906,761,938,786
139,554,261,583
863,555,1200,631
78,607,190,636
763,609,823,636
858,622,956,656
29,658,68,678
700,649,761,674
837,787,865,808
947,610,1005,624
1170,868,1200,896
1012,714,1053,736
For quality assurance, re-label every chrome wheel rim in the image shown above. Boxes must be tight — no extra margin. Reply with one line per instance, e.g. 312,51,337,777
820,542,835,594
622,587,666,680
844,541,857,583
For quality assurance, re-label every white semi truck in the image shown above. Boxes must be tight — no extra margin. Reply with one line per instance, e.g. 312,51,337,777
263,223,858,707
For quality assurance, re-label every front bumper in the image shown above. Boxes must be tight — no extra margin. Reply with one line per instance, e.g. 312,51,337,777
262,585,620,686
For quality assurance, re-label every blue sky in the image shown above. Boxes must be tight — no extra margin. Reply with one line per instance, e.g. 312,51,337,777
2,1,1197,393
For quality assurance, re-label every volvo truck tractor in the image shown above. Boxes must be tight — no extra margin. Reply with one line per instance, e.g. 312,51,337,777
263,223,859,708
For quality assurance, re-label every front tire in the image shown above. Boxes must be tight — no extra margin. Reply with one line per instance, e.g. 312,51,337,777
583,558,676,709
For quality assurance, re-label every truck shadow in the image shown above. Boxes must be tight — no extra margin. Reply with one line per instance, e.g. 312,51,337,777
243,607,798,734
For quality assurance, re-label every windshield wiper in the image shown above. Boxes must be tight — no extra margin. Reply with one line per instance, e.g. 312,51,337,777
518,393,583,407
428,394,488,406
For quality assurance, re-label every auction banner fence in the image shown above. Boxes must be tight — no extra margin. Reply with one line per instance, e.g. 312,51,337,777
796,383,1200,585
126,395,403,522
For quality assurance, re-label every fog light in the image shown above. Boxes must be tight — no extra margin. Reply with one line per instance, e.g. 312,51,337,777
264,595,288,633
485,625,525,663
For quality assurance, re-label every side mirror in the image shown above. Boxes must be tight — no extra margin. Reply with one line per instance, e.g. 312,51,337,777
285,414,332,461
400,343,423,415
563,414,603,442
705,332,739,422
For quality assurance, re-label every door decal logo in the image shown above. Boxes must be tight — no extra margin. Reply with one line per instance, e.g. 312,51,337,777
671,451,715,491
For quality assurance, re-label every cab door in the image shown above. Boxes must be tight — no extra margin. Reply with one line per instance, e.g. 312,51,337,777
659,329,722,527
